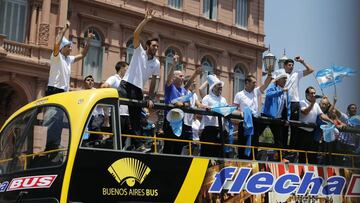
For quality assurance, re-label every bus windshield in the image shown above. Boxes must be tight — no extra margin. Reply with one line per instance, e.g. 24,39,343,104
0,105,70,174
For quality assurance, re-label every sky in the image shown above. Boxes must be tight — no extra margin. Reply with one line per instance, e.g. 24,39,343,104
264,0,360,112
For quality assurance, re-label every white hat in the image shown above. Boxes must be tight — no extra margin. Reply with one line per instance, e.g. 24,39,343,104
273,69,288,82
207,74,224,92
166,108,184,123
60,37,72,50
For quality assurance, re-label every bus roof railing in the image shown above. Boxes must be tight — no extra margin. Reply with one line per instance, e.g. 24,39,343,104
118,97,360,134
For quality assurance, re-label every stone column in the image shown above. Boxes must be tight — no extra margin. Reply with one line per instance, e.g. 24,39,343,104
0,34,6,54
29,0,40,44
58,0,69,27
36,78,46,99
39,0,51,45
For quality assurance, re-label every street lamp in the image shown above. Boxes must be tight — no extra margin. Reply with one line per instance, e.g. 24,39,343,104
263,45,276,73
278,49,288,69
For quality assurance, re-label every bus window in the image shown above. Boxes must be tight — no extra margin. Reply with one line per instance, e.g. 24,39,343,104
81,104,116,150
0,106,70,174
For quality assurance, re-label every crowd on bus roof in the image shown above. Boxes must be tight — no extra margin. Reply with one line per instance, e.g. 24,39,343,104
46,9,359,166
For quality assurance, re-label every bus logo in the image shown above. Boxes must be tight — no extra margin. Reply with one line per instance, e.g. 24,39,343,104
108,158,151,187
7,175,57,191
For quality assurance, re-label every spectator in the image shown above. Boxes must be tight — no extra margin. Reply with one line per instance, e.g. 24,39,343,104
192,114,202,156
283,57,314,150
199,75,228,157
101,61,130,148
181,69,203,150
233,70,273,159
162,54,188,154
137,108,155,152
298,86,333,163
260,70,290,151
118,9,160,139
101,61,128,88
338,104,359,155
83,75,105,142
46,21,94,96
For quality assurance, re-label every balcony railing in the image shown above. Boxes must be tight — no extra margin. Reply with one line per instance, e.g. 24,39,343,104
3,39,32,57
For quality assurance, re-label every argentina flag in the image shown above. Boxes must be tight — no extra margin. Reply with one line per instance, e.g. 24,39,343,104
316,65,356,89
170,92,194,104
211,105,237,116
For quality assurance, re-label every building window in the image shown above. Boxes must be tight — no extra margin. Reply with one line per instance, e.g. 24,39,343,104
233,64,245,96
201,56,214,94
126,39,134,64
203,0,217,20
235,0,248,28
168,0,182,9
0,0,28,42
83,28,103,82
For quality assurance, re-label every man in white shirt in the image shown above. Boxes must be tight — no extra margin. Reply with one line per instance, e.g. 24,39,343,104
283,57,314,149
46,21,94,96
298,86,333,163
199,75,228,157
233,72,272,159
83,75,106,141
101,61,130,148
118,9,160,137
101,61,128,88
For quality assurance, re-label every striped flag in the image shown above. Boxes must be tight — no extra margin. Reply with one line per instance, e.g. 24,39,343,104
315,65,356,89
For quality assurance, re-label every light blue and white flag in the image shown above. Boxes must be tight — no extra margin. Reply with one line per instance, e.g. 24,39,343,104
224,119,234,153
211,105,237,117
348,115,360,126
166,108,184,137
171,92,194,104
170,120,183,137
316,65,356,89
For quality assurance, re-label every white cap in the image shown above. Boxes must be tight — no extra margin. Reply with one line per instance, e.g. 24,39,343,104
273,69,288,82
60,37,71,50
207,74,224,92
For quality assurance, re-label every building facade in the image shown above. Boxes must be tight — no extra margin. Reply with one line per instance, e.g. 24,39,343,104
0,0,266,125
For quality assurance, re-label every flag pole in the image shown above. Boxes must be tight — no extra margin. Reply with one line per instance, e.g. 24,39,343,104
331,65,337,97
312,73,324,96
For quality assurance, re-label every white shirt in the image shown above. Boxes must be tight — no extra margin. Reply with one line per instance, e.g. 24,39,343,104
192,119,201,141
48,53,75,91
300,99,323,123
277,93,287,118
285,70,303,102
200,94,227,129
233,87,262,116
104,74,129,116
122,44,160,90
105,74,121,88
184,91,199,126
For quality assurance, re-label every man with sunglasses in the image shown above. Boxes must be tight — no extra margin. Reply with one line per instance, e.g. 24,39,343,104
283,57,314,149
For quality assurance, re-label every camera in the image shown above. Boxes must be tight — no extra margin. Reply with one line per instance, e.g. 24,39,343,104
295,56,300,61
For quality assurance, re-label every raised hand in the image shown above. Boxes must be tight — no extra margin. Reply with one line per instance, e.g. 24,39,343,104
65,20,70,29
87,32,95,40
295,56,305,63
195,65,203,75
172,54,179,64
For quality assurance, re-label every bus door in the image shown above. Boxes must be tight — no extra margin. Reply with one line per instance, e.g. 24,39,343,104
0,105,70,203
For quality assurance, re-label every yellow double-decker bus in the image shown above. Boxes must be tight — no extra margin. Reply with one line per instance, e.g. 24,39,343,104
0,89,359,203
